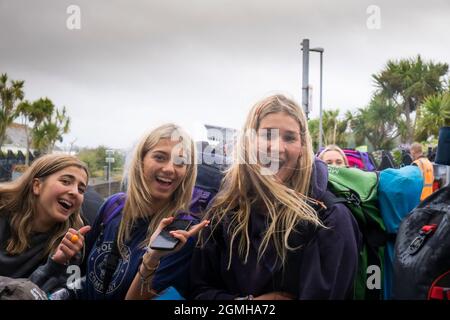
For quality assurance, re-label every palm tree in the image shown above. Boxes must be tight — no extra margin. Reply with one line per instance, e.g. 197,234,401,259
17,97,57,162
16,100,33,165
372,56,448,143
32,105,70,154
321,109,348,147
0,73,25,148
415,91,450,141
308,118,319,152
349,95,400,150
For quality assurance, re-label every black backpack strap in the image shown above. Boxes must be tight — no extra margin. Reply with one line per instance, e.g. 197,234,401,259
99,194,126,296
102,231,120,295
319,191,347,209
319,190,383,299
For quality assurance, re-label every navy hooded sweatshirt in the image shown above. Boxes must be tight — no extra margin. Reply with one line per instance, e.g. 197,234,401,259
80,194,197,300
190,158,361,300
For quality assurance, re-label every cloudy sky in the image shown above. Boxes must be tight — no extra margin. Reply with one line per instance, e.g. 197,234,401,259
1,0,449,150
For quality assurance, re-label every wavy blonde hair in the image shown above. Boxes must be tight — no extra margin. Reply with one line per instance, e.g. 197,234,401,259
0,154,88,257
204,94,324,268
117,123,197,254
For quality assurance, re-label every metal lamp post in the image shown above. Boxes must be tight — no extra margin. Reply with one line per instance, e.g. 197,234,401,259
311,47,324,151
301,39,324,151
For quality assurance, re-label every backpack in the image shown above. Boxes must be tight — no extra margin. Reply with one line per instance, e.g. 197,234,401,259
0,276,48,300
326,166,387,300
189,163,223,218
360,152,377,171
378,166,423,300
343,150,365,169
342,149,377,171
392,184,450,300
378,150,396,170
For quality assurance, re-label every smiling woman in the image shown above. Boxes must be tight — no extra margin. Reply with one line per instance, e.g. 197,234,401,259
191,94,361,300
77,123,209,300
0,154,91,294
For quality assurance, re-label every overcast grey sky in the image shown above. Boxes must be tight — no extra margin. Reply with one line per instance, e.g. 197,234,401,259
1,0,449,149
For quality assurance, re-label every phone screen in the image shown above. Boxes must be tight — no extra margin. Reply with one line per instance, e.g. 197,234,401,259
149,219,193,251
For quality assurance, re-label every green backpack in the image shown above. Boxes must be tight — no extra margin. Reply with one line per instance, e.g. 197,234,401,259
325,166,387,300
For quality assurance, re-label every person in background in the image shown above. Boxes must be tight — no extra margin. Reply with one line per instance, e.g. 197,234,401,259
318,145,349,167
80,185,104,226
410,142,434,201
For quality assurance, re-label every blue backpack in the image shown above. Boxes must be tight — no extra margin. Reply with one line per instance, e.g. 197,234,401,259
378,166,423,299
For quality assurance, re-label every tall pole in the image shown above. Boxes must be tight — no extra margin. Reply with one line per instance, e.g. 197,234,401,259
106,149,114,196
108,160,111,196
301,39,310,119
318,51,324,150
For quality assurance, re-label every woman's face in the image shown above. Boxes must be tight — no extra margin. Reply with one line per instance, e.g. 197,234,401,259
257,112,302,183
33,166,87,227
142,138,188,205
322,150,346,167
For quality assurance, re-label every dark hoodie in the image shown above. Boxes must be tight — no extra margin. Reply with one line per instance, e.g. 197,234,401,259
0,216,70,293
190,158,361,300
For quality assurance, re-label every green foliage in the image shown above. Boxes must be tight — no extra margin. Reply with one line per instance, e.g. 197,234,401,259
391,149,403,167
348,94,400,151
0,73,25,148
308,109,350,152
372,55,449,143
77,146,125,178
415,91,450,141
11,89,70,155
308,118,319,151
321,109,349,147
24,98,70,154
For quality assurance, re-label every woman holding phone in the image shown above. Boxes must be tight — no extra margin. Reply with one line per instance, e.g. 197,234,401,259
80,123,208,300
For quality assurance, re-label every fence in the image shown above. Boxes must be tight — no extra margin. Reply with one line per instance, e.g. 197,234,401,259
0,150,39,181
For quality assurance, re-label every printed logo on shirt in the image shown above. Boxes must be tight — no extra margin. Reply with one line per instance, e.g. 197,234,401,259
88,241,131,295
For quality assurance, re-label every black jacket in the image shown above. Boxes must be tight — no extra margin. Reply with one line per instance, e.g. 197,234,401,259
190,159,361,300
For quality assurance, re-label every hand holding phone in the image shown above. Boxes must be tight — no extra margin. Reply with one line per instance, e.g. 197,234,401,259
149,219,193,251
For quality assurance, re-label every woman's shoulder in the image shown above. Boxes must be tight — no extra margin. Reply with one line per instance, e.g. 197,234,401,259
98,192,127,221
316,195,361,244
104,192,127,206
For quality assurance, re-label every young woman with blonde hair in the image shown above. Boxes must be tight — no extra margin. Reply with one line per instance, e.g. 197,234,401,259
191,94,360,300
0,154,90,293
318,144,349,167
81,123,208,300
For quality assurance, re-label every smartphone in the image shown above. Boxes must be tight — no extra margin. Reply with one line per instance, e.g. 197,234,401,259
149,219,193,251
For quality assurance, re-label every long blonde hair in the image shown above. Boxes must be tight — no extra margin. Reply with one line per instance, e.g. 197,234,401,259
117,123,197,254
0,154,89,257
204,94,324,268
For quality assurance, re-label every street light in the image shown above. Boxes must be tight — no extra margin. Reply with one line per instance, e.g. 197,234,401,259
301,39,324,151
310,47,324,151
